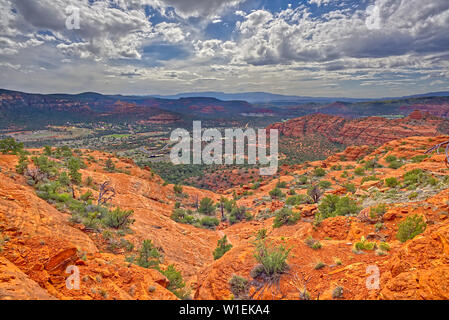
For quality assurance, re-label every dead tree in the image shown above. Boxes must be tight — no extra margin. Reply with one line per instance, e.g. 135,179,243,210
97,181,116,205
425,140,449,167
24,167,46,184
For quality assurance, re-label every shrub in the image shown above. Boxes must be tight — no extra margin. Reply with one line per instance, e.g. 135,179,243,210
286,194,311,206
15,155,29,174
200,216,220,228
256,228,267,240
344,183,356,193
269,187,284,199
388,160,403,169
396,215,426,243
58,172,71,186
370,203,387,218
354,237,376,251
403,169,431,189
385,177,399,188
104,158,116,172
67,157,82,184
0,138,24,154
317,195,360,221
305,236,322,250
314,261,325,270
411,155,428,163
318,180,332,190
276,181,288,188
379,242,391,252
173,184,183,195
229,275,249,299
314,167,326,177
385,155,397,162
161,265,189,299
229,206,252,224
137,239,161,269
213,235,233,260
102,208,135,230
254,240,290,277
354,167,365,176
332,286,344,299
198,197,216,215
273,207,300,228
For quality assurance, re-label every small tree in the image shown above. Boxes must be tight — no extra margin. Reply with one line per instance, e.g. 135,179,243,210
198,197,215,215
103,208,135,230
213,235,233,260
104,158,116,172
67,157,82,184
0,138,23,154
15,154,29,174
137,239,161,269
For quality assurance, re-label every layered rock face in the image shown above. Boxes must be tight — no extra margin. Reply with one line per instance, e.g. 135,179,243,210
2,135,449,300
268,111,448,146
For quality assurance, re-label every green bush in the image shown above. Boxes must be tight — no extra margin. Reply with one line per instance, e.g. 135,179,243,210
276,181,288,188
354,237,376,251
229,206,252,224
344,183,356,193
316,194,360,221
411,155,428,163
273,207,300,228
161,265,189,299
396,215,426,243
198,197,216,215
200,216,220,228
286,194,311,206
0,138,24,154
229,275,249,299
254,240,290,277
104,158,116,172
354,167,365,176
318,180,332,190
314,167,326,177
102,208,135,230
173,184,183,195
269,187,284,199
385,177,399,188
137,239,161,269
388,160,403,169
213,235,233,260
385,155,397,162
403,169,432,189
15,155,29,174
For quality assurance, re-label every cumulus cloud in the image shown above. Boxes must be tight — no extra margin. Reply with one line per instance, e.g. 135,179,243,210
145,0,247,19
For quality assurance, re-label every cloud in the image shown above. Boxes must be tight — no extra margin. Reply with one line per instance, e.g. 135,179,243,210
145,0,247,19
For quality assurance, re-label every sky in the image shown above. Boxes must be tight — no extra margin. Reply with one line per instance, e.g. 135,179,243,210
1,0,449,98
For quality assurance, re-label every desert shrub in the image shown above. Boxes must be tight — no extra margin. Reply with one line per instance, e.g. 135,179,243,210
173,184,183,195
354,236,376,251
332,286,344,299
198,197,216,215
314,261,325,270
161,265,189,299
318,180,332,190
354,167,365,176
276,181,288,188
273,207,300,228
364,159,382,170
304,236,322,250
388,160,403,169
331,165,342,171
286,194,311,206
361,175,379,184
396,215,426,243
378,242,391,252
80,190,93,202
402,169,433,189
385,155,397,162
370,203,387,218
104,158,116,172
411,155,428,163
58,172,71,186
229,275,249,299
307,185,322,203
67,157,82,184
385,177,399,188
200,216,220,228
15,154,29,174
297,175,308,185
0,138,24,154
254,240,290,277
256,228,267,240
344,183,356,193
314,167,326,177
32,155,59,178
102,208,135,230
229,206,252,224
213,235,233,260
317,195,360,221
269,187,284,199
137,239,161,269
